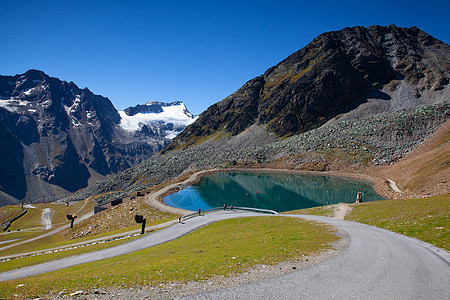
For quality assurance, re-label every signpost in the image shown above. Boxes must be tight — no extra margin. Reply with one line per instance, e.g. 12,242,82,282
66,214,77,228
135,214,146,234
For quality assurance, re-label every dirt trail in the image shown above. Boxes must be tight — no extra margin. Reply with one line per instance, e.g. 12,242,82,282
333,203,353,220
144,169,219,214
386,179,402,193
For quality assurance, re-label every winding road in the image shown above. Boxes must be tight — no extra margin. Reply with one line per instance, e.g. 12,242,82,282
188,214,450,299
0,211,94,252
0,211,449,299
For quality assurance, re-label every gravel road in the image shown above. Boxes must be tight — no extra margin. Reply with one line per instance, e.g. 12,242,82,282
0,212,448,300
0,211,261,281
187,214,450,300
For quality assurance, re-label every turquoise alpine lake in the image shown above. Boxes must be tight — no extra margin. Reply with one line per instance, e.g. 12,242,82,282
164,172,384,212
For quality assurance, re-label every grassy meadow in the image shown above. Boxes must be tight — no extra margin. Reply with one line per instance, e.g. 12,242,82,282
0,216,339,299
290,193,449,250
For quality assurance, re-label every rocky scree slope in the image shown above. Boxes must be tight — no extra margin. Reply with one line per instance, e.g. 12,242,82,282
164,25,449,153
72,25,450,203
72,102,449,204
0,70,193,206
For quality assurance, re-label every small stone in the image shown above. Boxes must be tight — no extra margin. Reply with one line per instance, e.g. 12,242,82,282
69,290,84,296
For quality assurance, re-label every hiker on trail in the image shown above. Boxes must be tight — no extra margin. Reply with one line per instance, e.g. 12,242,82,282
356,192,362,203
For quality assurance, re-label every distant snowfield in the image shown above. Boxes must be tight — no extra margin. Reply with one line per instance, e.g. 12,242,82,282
0,99,32,112
63,95,82,126
118,103,198,133
0,99,14,111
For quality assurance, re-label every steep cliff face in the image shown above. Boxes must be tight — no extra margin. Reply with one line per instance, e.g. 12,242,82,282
0,70,194,205
166,25,449,152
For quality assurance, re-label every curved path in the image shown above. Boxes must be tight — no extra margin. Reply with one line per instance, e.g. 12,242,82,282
187,214,450,300
0,197,94,251
0,211,94,252
0,211,259,281
1,212,449,300
386,178,402,193
144,169,218,215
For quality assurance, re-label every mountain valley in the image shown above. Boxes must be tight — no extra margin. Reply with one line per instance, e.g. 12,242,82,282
0,24,449,299
0,71,196,205
71,25,449,204
0,25,448,207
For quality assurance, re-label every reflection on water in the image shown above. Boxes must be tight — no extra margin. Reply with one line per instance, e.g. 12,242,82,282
164,172,384,212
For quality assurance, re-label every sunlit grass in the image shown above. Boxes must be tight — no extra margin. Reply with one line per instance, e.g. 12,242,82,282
285,206,334,217
0,199,95,246
0,232,143,273
346,194,449,250
0,216,339,299
290,194,449,250
0,200,175,257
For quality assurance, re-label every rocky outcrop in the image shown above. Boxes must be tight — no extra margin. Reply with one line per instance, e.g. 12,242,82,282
166,25,449,152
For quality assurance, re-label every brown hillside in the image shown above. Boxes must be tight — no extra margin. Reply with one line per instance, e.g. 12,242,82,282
367,119,450,196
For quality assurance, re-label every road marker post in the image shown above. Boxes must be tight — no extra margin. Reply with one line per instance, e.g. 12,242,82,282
66,214,77,228
135,214,146,234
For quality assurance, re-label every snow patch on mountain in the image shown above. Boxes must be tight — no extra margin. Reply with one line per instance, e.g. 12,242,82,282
0,99,15,112
63,95,82,126
0,98,32,112
118,102,197,138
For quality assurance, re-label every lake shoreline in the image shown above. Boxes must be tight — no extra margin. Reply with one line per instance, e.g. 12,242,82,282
146,167,396,214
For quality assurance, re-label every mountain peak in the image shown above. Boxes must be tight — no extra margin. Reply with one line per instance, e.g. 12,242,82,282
23,69,47,78
145,100,182,107
165,25,449,151
124,100,186,116
0,71,188,205
119,101,197,139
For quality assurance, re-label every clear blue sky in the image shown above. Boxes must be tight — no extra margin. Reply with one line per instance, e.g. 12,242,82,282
1,0,449,115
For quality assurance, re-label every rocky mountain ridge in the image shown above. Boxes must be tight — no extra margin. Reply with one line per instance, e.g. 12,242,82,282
0,70,195,206
118,101,197,139
73,102,450,204
70,25,449,203
165,25,449,152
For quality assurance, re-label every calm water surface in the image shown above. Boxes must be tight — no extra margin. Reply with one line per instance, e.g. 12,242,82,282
164,172,384,212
